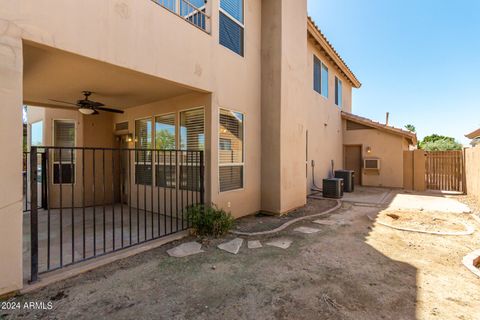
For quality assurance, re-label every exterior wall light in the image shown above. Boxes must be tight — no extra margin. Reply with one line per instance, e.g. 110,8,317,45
125,134,133,143
366,146,372,154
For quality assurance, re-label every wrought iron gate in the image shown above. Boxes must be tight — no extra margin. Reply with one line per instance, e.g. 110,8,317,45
27,146,204,282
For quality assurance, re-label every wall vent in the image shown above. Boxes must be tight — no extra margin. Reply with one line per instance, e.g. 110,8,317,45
115,121,129,131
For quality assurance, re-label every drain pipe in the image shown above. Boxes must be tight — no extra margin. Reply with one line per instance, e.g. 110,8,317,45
311,160,322,192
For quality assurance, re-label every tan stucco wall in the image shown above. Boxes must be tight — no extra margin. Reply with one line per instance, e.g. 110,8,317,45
305,41,353,190
0,24,23,295
403,149,427,191
343,122,408,188
261,0,309,214
465,146,480,204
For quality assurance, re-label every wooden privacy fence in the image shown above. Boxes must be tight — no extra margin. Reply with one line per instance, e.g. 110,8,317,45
425,150,465,192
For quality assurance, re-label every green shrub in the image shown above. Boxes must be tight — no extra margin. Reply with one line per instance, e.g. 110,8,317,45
187,205,234,238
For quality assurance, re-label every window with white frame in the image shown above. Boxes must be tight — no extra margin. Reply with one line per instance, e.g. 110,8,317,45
53,120,75,184
219,0,244,56
313,56,329,98
135,118,153,185
335,76,343,107
219,108,244,192
155,113,176,188
180,108,205,191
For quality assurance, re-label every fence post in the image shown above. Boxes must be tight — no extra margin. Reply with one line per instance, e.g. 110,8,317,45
41,152,47,209
199,151,205,206
30,147,39,283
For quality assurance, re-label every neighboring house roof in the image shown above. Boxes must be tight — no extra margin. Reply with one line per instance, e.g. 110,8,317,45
307,17,361,89
341,111,418,145
465,128,480,139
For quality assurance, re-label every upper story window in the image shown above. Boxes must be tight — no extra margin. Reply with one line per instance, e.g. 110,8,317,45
335,76,343,107
314,56,328,98
219,0,244,56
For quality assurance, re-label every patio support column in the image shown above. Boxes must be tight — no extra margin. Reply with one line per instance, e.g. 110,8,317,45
0,22,24,295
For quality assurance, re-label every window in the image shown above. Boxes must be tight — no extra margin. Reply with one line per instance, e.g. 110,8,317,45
335,76,343,107
30,121,43,146
219,109,244,192
313,56,328,98
219,0,244,56
53,120,75,184
180,108,205,191
155,114,176,188
135,118,153,185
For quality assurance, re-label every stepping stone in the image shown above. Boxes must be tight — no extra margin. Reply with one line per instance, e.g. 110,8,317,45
294,226,320,234
313,220,337,226
218,238,244,255
266,238,293,249
247,240,262,249
167,242,204,258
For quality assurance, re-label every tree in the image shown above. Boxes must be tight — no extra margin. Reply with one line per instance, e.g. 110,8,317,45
419,134,463,151
155,129,175,149
404,124,416,133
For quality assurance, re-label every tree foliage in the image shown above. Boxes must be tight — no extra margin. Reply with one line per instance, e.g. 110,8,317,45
419,134,463,151
404,124,416,133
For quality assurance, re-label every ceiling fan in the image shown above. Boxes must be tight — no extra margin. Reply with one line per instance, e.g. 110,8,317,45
49,91,124,115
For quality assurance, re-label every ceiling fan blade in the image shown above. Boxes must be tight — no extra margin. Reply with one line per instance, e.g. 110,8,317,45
48,99,78,106
92,101,105,107
95,106,124,114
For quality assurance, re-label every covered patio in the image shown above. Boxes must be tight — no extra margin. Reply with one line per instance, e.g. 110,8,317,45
22,42,210,283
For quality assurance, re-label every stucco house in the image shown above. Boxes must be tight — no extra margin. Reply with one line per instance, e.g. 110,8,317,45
1,0,416,295
466,128,480,147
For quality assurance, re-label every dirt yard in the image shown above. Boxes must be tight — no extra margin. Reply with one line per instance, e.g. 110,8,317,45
2,193,479,320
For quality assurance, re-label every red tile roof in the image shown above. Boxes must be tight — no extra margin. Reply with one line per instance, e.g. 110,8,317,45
307,17,361,88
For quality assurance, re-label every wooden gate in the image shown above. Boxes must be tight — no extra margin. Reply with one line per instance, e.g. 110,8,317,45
425,151,464,192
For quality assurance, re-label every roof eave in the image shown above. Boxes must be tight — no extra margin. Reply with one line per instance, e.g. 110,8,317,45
465,128,480,139
342,111,418,145
307,18,362,89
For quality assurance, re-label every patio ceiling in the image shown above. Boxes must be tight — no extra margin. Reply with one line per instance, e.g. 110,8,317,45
23,41,202,110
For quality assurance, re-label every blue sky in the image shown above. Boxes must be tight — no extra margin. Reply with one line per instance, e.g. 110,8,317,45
308,0,480,145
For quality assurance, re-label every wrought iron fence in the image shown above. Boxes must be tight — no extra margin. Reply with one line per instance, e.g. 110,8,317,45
26,146,204,282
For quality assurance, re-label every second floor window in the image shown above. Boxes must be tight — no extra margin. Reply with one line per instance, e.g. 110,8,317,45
219,0,244,56
314,56,328,98
335,76,343,107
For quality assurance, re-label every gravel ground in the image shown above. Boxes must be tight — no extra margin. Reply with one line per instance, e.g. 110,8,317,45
1,197,479,320
233,198,338,233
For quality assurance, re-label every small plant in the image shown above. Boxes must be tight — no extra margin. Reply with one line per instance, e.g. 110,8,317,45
187,204,234,238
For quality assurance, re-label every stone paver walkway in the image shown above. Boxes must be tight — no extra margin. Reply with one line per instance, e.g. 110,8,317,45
167,242,204,257
247,240,262,249
294,226,320,234
218,238,244,255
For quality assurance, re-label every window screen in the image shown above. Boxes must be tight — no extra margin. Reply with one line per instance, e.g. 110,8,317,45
219,109,244,192
219,0,244,56
220,0,243,23
53,120,75,184
335,77,343,107
135,118,153,185
155,114,176,188
313,56,328,98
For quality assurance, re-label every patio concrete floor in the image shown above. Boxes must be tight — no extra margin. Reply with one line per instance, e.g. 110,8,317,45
5,192,480,319
23,205,185,281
